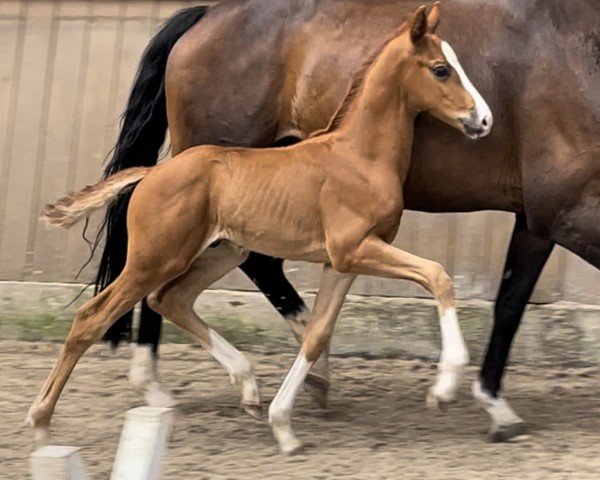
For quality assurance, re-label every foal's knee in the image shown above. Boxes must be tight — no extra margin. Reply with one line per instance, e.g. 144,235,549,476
428,262,454,306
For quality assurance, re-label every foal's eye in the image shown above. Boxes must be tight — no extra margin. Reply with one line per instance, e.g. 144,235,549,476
431,65,451,81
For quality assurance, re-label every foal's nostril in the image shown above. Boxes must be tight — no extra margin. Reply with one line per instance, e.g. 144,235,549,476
482,117,489,128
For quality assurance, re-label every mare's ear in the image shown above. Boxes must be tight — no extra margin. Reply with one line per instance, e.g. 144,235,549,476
427,2,440,34
410,5,428,44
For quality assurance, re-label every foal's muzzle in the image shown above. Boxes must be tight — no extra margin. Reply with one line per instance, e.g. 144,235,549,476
462,108,493,140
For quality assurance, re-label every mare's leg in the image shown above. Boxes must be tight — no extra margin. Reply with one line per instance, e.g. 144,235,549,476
332,237,469,407
26,269,164,445
240,252,331,407
475,214,554,441
137,301,162,354
147,243,263,418
128,300,173,408
268,265,356,454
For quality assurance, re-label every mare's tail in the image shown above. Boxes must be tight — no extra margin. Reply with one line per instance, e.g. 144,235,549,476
44,168,151,229
96,6,209,346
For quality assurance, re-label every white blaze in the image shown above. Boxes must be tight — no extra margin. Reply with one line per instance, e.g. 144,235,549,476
441,41,493,135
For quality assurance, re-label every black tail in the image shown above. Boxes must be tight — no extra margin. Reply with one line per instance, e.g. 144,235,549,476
97,6,209,348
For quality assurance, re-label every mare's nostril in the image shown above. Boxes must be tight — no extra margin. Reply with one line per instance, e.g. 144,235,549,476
482,117,489,128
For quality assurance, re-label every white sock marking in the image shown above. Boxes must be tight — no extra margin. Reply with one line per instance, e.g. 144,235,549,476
269,353,312,452
472,381,524,427
209,329,252,377
439,307,469,368
269,353,311,423
209,330,260,408
429,308,469,402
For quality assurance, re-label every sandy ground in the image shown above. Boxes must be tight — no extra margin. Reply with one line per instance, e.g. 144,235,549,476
1,341,599,479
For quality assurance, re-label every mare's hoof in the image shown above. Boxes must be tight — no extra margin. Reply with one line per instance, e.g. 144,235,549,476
472,381,526,443
304,374,330,409
242,402,263,420
489,420,527,443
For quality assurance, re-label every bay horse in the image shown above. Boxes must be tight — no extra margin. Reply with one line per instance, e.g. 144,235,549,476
29,5,491,454
99,0,599,441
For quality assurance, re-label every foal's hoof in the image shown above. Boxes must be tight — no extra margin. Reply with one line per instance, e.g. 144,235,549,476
270,414,303,455
32,427,51,448
281,438,304,456
25,411,35,429
144,382,176,408
489,419,527,443
26,419,50,448
242,402,263,420
25,411,50,444
426,387,455,411
304,373,330,409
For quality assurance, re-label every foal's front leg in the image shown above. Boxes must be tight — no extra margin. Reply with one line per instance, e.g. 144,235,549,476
239,253,331,407
268,265,356,454
333,237,469,407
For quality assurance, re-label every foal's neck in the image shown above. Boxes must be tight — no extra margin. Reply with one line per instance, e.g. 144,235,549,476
330,40,416,180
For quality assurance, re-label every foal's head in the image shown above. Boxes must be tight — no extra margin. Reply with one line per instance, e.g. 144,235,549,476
396,4,493,139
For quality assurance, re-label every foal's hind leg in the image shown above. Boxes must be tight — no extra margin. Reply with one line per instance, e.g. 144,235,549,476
147,242,263,418
26,271,158,444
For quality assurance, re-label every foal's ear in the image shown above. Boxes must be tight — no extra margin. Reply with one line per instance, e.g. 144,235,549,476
410,5,428,44
427,2,441,34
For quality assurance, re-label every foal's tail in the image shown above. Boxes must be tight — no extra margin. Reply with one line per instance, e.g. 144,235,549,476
44,168,151,229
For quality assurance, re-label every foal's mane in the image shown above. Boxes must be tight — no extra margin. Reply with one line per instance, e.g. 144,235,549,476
309,22,409,138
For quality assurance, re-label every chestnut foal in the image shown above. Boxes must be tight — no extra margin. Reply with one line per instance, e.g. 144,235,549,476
29,5,492,453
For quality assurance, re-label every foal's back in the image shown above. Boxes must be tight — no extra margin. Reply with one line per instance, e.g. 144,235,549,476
134,142,336,262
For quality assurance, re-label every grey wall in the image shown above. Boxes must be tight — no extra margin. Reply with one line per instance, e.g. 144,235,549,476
1,1,598,304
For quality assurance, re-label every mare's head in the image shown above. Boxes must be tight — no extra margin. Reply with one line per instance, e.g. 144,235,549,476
396,4,493,139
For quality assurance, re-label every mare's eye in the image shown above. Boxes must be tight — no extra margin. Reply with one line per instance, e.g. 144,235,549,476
431,65,450,81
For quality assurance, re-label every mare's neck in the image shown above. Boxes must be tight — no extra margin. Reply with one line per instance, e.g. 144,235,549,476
331,41,416,180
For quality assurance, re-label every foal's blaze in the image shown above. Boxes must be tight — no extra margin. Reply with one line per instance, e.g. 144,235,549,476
32,3,490,455
440,41,493,138
399,5,492,139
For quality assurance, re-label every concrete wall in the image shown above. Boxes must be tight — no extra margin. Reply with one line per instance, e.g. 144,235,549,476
0,0,598,304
